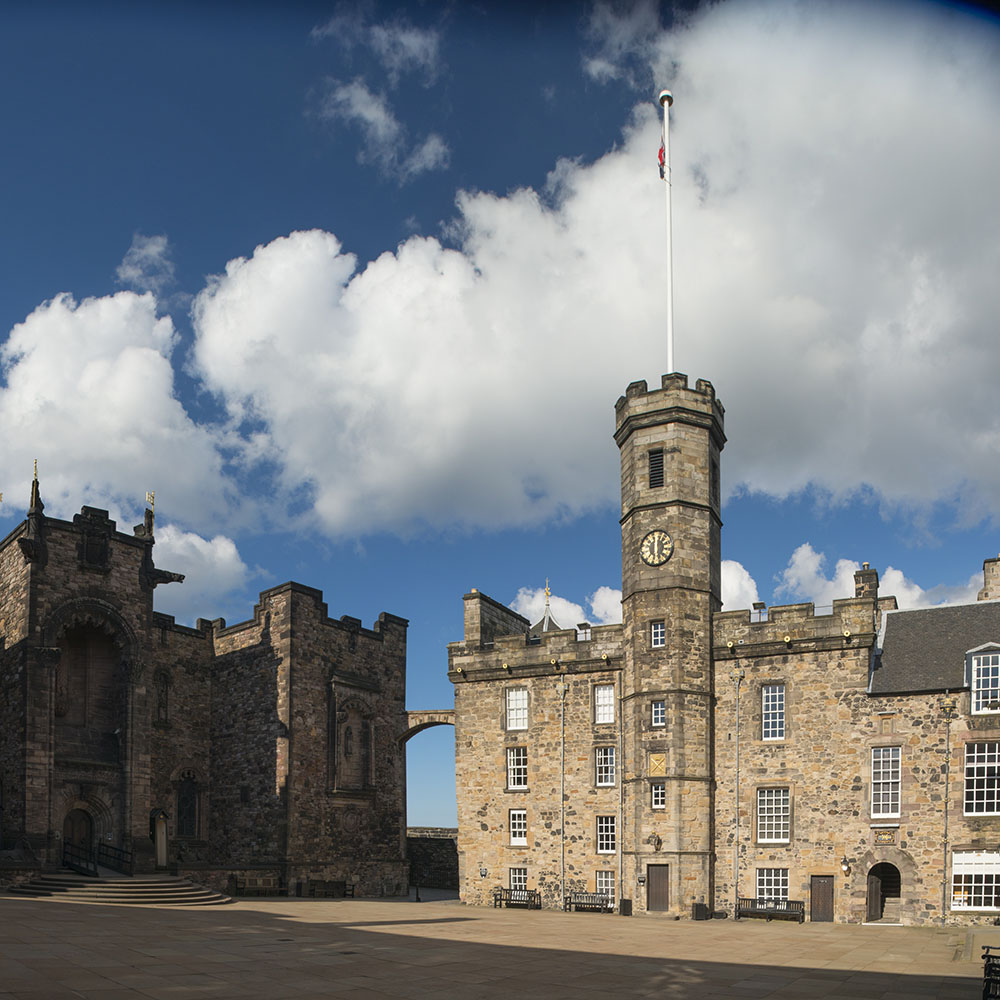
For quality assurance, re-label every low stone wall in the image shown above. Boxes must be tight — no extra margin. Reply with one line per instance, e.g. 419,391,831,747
0,864,43,888
177,860,410,898
407,827,458,889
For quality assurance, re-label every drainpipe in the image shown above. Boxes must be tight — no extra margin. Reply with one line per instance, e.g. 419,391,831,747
559,681,567,907
733,667,745,907
941,694,957,926
618,670,624,910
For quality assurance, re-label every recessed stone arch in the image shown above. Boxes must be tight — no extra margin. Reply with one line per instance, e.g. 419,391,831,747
42,597,141,680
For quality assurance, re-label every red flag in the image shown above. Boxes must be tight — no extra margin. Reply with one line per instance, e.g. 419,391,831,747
658,142,665,179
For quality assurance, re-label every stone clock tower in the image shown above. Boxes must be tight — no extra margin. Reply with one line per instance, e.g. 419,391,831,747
613,373,725,914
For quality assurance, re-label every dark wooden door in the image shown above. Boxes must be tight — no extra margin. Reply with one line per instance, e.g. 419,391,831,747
811,875,834,922
63,809,92,850
867,871,882,921
647,864,669,911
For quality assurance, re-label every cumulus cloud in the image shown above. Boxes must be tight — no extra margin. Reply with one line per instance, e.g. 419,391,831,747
316,78,449,180
774,542,981,611
721,559,760,612
192,2,1000,539
151,524,256,625
116,233,176,296
509,585,622,629
0,291,229,528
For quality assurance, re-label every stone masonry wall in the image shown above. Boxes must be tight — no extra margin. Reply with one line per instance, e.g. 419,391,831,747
407,827,458,888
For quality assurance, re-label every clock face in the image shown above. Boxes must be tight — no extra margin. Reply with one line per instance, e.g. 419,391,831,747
640,530,673,567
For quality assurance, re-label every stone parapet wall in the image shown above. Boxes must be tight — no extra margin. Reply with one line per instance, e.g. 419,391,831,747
407,827,458,889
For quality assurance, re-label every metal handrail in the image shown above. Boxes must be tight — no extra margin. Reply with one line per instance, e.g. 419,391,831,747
62,842,98,877
97,843,134,875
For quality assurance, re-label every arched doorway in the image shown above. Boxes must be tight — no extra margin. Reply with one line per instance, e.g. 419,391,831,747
867,862,901,921
63,809,93,853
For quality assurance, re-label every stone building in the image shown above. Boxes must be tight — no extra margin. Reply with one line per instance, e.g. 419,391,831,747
449,372,1000,924
0,477,411,895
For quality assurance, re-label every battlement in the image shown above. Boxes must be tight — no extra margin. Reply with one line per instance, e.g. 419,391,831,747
614,372,726,447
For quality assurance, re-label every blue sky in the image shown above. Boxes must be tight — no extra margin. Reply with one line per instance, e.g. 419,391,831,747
2,0,999,827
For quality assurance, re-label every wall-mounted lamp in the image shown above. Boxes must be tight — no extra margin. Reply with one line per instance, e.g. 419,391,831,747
783,635,791,645
502,663,510,671
479,866,488,878
840,857,851,876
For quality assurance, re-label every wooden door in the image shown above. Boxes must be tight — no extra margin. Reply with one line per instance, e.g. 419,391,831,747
810,875,834,922
63,809,92,850
867,871,882,921
647,864,669,911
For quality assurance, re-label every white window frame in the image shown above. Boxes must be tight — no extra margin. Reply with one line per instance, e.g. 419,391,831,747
507,746,528,790
973,652,1000,714
762,684,785,741
506,688,528,730
756,787,790,843
756,867,789,903
596,815,616,854
650,620,666,648
965,742,1000,815
871,746,901,818
596,870,615,902
651,783,666,809
952,850,1000,911
596,746,616,786
509,808,527,846
509,867,527,891
651,700,666,727
594,684,615,724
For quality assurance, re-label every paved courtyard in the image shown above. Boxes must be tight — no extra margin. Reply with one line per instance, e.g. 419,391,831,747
0,892,993,1000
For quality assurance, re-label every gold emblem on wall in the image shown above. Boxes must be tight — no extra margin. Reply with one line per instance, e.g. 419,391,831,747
649,753,667,776
874,829,896,845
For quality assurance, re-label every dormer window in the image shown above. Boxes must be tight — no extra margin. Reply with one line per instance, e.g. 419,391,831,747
972,651,1000,714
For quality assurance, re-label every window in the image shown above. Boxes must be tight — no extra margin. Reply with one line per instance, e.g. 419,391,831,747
651,783,666,809
506,688,528,730
651,700,666,727
594,685,615,724
509,867,527,891
648,448,664,488
952,851,1000,910
973,652,1000,714
871,746,901,818
509,809,527,846
756,787,790,843
596,747,616,786
761,684,785,740
507,746,528,789
651,621,666,648
756,868,789,903
597,816,616,854
965,742,1000,815
596,870,616,902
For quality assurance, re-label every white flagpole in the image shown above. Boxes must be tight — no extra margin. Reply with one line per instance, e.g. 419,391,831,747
659,89,674,374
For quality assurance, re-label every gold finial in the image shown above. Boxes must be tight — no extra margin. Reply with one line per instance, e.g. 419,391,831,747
145,490,155,511
545,578,550,601
33,459,37,480
0,492,4,504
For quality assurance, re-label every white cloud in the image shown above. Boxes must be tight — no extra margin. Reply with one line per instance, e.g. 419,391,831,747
509,585,622,629
193,3,1000,539
773,542,982,611
721,560,759,612
0,291,229,528
316,78,449,180
116,233,175,296
151,524,255,625
589,586,622,625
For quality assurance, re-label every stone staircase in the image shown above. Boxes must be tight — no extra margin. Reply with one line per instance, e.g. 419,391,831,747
8,872,232,905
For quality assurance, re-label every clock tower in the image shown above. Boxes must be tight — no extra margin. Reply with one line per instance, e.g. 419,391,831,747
613,372,725,914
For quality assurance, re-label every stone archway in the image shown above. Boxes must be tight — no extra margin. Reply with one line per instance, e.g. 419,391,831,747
63,809,92,851
867,862,901,921
401,710,455,743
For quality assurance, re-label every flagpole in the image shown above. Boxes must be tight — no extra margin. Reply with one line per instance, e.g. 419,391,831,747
659,89,674,374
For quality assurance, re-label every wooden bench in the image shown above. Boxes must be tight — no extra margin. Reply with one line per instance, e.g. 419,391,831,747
233,875,284,897
735,897,805,923
306,879,356,899
983,945,1000,998
493,887,541,909
565,891,614,912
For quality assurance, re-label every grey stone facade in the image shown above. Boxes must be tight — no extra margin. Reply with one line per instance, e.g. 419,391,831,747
0,481,409,895
450,372,1000,925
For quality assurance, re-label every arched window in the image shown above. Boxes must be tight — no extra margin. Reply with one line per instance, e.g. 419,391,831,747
177,770,198,838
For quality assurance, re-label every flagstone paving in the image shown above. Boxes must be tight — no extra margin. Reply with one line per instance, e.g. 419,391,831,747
0,892,992,999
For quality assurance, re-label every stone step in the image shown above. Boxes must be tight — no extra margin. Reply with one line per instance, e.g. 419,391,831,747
8,874,232,906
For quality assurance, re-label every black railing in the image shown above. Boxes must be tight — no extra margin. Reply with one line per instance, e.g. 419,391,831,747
97,843,133,875
62,842,98,877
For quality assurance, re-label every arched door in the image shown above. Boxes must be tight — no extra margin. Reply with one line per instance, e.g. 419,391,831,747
867,862,901,920
63,809,92,851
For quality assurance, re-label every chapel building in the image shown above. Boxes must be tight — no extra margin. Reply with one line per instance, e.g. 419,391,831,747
0,478,411,896
448,372,1000,925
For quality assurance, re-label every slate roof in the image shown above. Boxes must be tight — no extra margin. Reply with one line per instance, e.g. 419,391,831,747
530,600,562,636
870,600,1000,694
